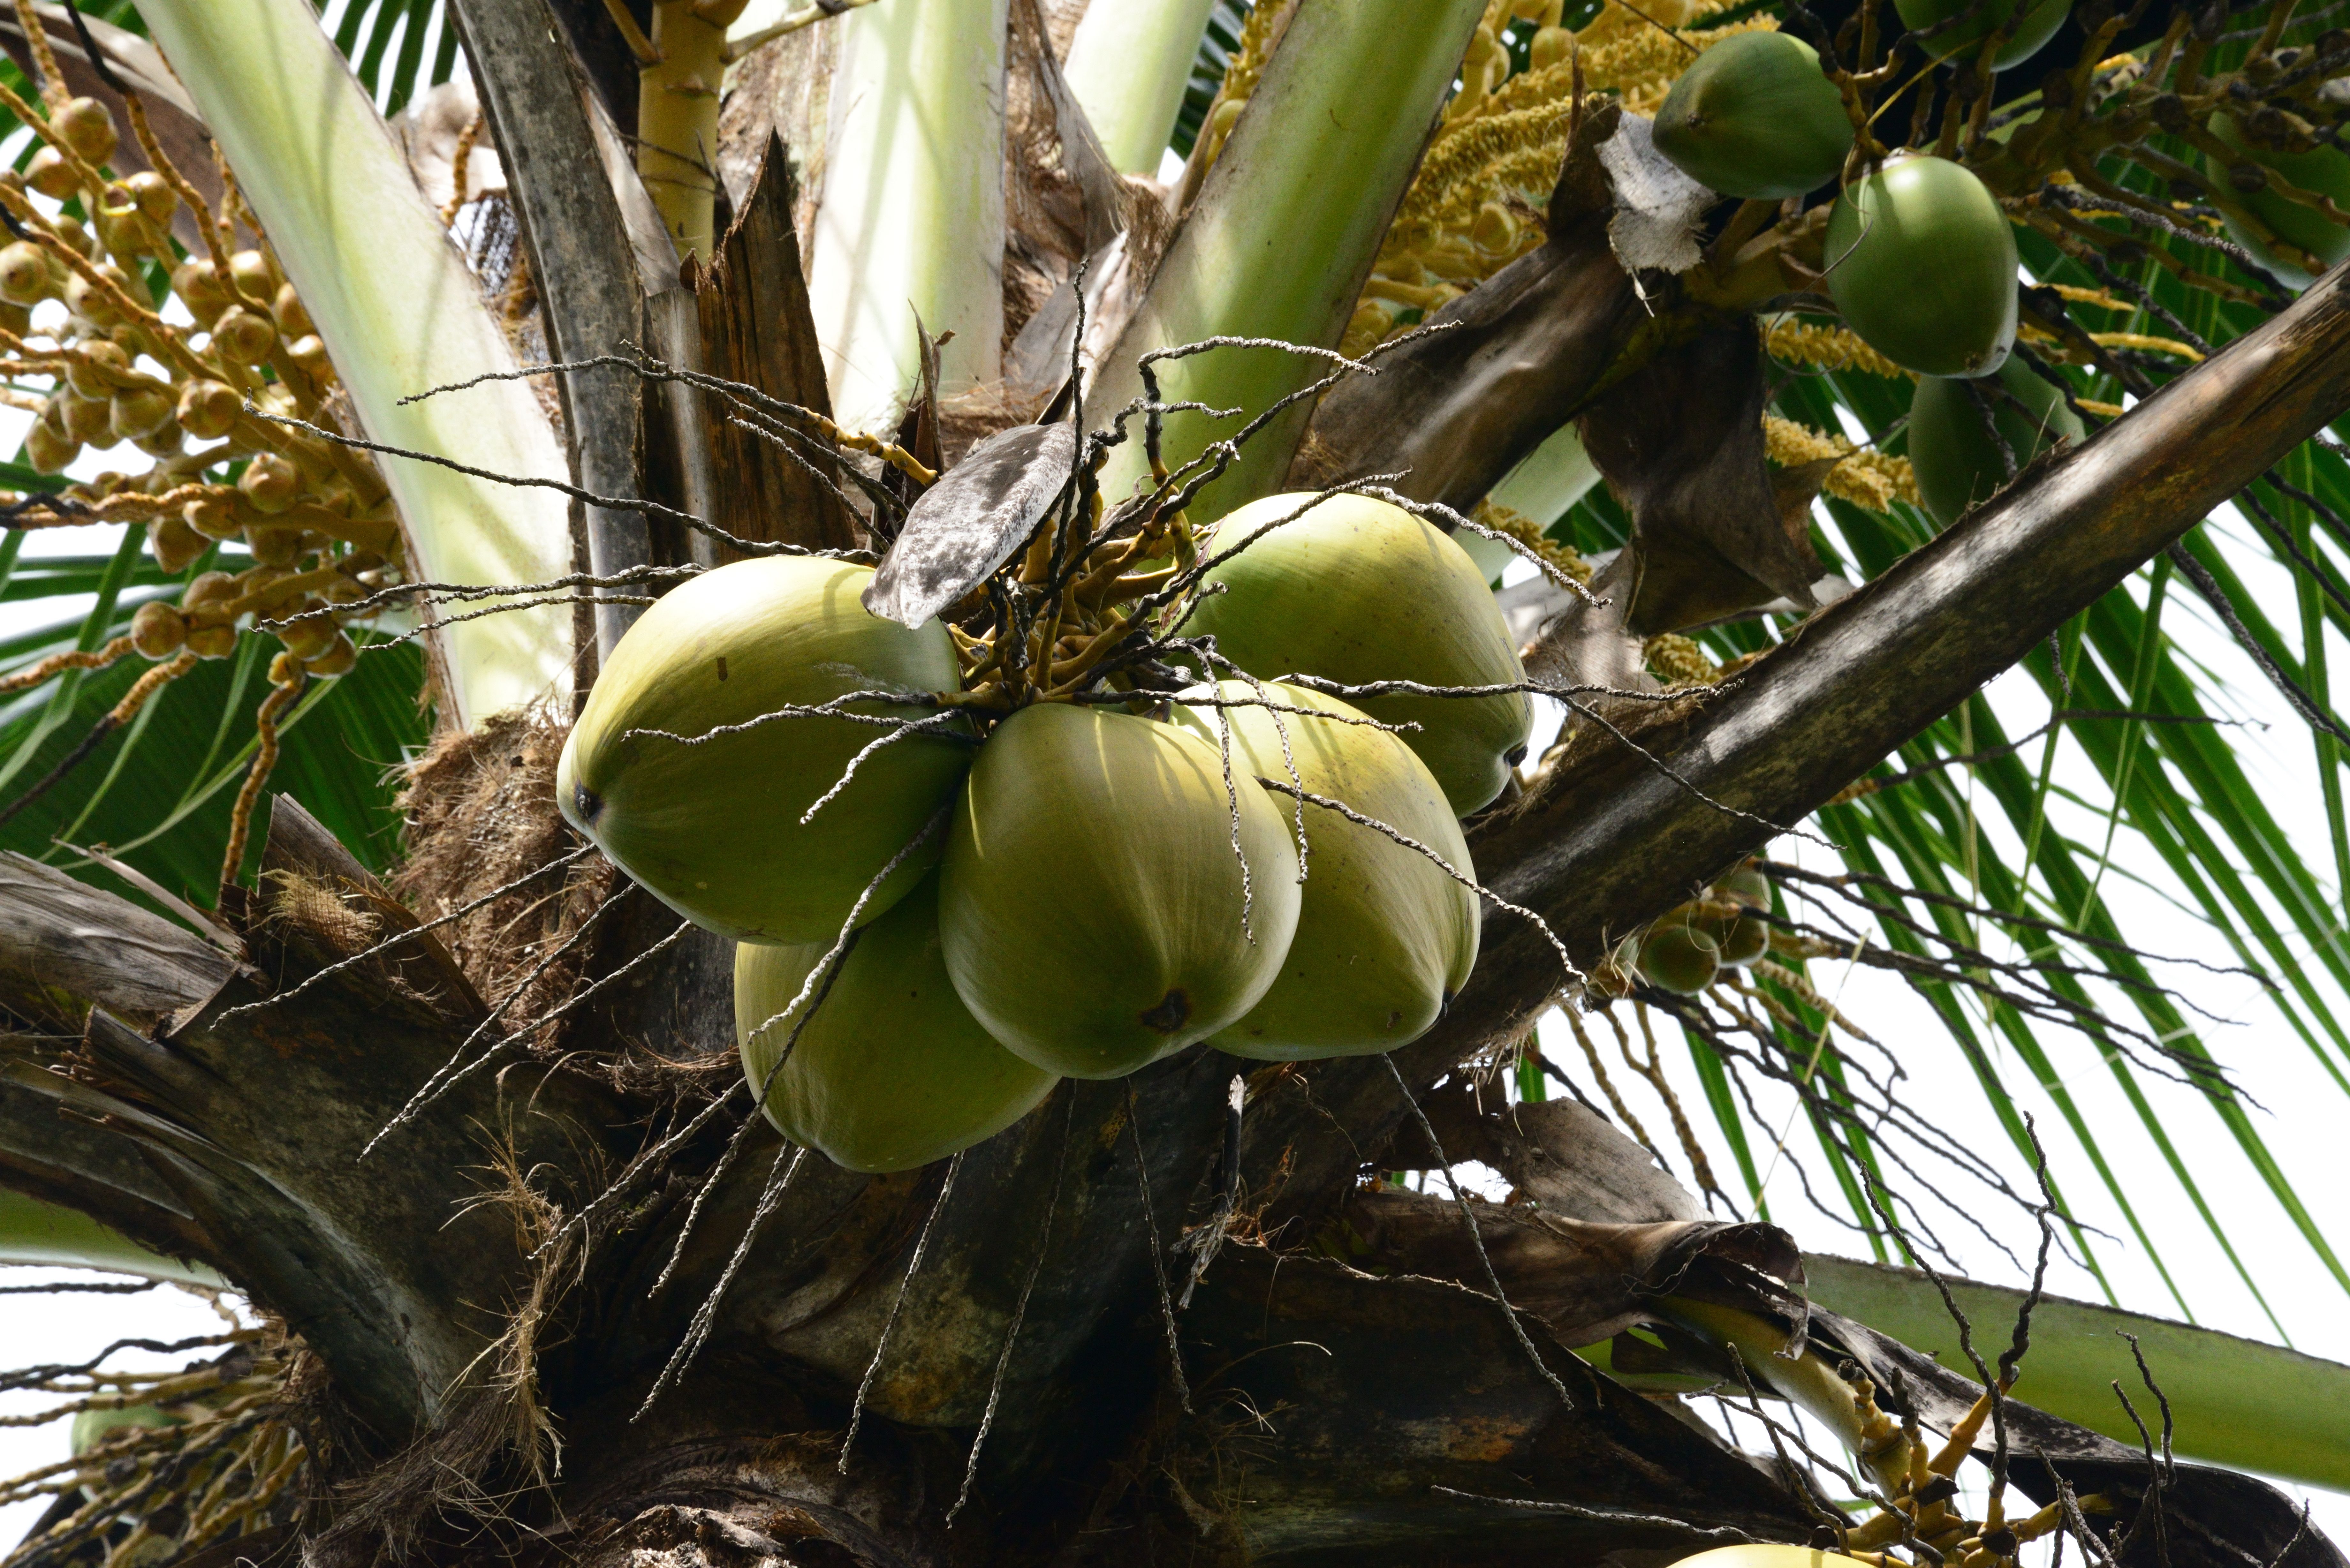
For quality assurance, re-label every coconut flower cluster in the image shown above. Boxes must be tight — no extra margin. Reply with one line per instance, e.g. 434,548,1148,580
0,25,398,686
556,486,1546,1174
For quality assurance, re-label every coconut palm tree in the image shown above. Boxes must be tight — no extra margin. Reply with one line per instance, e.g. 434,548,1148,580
0,0,2348,1563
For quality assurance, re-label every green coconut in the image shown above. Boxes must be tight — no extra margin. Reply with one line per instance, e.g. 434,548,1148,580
1894,0,2070,68
1652,33,1853,201
735,872,1057,1173
1826,156,2018,379
1637,919,1721,994
1715,916,1770,967
939,701,1300,1079
557,557,970,945
72,1403,184,1457
1182,492,1533,815
1714,865,1771,909
1908,357,2085,526
2207,114,2350,290
1172,682,1478,1060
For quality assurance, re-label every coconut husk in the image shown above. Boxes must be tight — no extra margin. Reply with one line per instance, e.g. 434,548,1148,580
391,708,614,1056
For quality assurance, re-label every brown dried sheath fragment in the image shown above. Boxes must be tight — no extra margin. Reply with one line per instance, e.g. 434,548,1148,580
1578,321,1823,635
1292,104,1641,512
693,132,860,558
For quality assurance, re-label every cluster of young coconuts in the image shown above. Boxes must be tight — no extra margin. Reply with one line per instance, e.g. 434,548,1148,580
1652,0,2116,527
1600,864,1776,999
558,493,1536,1173
4,86,393,679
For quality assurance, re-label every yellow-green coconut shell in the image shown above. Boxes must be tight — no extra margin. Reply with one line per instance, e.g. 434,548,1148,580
1669,1548,1879,1568
1652,33,1852,201
939,702,1300,1079
557,557,969,944
1182,493,1532,815
735,872,1058,1173
2208,113,2350,290
1174,682,1478,1060
1825,156,2018,379
1893,0,2070,67
72,1403,184,1456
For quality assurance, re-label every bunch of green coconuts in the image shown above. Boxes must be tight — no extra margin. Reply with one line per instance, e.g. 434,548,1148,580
1606,864,1776,997
558,493,1537,1174
1650,0,2100,528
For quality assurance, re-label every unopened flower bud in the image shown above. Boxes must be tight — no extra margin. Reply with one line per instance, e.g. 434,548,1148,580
129,598,188,658
51,98,118,164
145,513,206,575
228,248,276,303
182,569,235,609
303,631,357,677
23,418,76,474
64,265,132,330
110,386,176,443
287,333,333,383
246,523,304,566
49,215,93,256
177,379,241,441
133,421,184,460
95,204,155,261
58,389,112,444
123,171,176,224
272,282,312,339
185,623,237,658
171,259,230,321
1529,24,1573,69
211,306,277,366
0,241,49,306
183,493,240,539
24,145,79,200
65,339,130,398
238,451,299,513
277,600,338,660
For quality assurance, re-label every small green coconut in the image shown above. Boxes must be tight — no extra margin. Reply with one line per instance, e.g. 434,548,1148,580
1826,155,2018,379
1706,864,1773,967
1894,0,2070,68
1907,357,2086,526
1637,919,1721,994
557,557,969,945
71,1403,183,1456
2207,114,2350,290
1652,32,1853,201
1183,493,1533,815
939,702,1301,1079
735,871,1057,1173
1173,682,1479,1060
1714,866,1772,909
1715,917,1769,967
